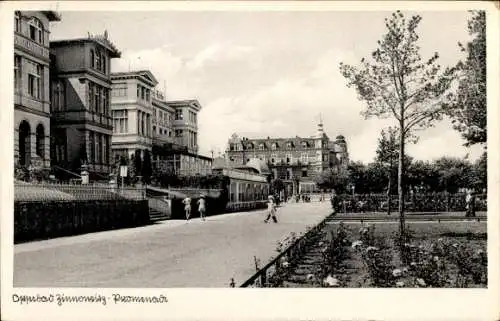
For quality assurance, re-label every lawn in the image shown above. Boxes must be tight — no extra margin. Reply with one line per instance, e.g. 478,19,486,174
277,221,487,288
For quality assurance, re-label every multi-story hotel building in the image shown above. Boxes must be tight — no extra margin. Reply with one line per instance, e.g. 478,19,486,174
110,70,158,160
14,11,60,169
225,122,349,194
49,31,121,180
109,70,211,176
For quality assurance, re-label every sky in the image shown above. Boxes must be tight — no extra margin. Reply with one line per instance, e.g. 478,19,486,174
49,10,485,163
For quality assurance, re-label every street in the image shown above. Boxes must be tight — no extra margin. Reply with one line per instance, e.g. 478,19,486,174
14,202,331,288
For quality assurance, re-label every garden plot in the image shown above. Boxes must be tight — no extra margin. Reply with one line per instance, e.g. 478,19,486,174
275,221,486,288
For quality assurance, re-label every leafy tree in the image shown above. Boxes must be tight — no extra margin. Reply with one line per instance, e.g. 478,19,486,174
347,161,369,194
473,151,487,192
433,157,473,193
315,167,350,193
446,11,486,147
339,11,456,235
270,178,285,194
141,149,153,185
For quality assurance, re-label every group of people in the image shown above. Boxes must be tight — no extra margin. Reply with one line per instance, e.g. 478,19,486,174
182,194,207,222
180,194,280,223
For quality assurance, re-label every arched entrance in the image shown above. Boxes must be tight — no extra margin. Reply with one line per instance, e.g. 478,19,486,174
19,121,31,166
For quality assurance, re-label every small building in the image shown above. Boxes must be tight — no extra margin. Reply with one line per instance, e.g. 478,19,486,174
212,157,270,203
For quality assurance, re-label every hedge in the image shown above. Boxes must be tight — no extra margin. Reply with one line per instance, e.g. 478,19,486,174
14,200,150,243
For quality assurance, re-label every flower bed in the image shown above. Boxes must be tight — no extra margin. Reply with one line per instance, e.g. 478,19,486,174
269,221,486,288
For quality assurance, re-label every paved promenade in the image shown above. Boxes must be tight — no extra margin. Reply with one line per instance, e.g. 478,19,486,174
14,202,331,288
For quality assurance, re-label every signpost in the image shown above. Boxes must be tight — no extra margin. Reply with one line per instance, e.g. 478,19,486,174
120,165,128,190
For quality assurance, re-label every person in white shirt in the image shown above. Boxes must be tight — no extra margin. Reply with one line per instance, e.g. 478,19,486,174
197,195,206,221
182,197,192,221
264,195,278,223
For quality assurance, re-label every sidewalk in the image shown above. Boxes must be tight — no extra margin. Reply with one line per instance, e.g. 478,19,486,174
14,202,332,288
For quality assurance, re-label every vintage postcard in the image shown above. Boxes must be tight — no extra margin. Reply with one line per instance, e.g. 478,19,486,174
1,1,499,320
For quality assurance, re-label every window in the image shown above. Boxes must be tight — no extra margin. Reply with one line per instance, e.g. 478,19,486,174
302,169,308,177
301,141,309,148
94,85,100,113
137,84,140,98
153,126,156,134
101,88,108,114
27,62,41,99
101,53,106,73
89,131,95,163
95,50,102,71
51,80,65,112
15,11,21,33
259,143,266,150
113,110,128,133
175,109,183,120
175,129,183,137
146,89,150,101
36,124,45,158
141,87,145,100
88,82,94,111
29,18,43,44
14,55,20,91
272,142,279,150
103,135,109,165
96,133,102,164
90,50,95,68
141,113,145,136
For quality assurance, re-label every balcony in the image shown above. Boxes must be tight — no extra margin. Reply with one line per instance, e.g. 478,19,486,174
52,110,113,128
15,34,50,60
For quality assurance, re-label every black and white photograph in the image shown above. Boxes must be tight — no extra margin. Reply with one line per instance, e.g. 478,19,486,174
1,1,498,320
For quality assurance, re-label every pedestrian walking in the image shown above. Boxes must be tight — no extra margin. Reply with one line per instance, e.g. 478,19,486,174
183,196,192,221
465,189,476,217
264,195,278,223
198,194,206,221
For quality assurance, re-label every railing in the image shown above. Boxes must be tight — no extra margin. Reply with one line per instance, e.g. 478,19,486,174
226,200,268,212
332,193,487,213
239,214,331,287
14,182,146,202
147,196,171,217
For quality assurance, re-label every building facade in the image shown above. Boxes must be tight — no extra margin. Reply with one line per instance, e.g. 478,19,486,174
14,11,60,169
225,122,349,194
168,100,201,154
110,70,158,160
151,92,211,176
49,31,121,179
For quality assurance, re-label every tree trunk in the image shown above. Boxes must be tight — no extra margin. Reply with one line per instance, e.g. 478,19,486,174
387,163,391,216
398,121,406,240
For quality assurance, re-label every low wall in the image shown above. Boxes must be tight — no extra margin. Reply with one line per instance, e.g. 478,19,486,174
14,200,150,243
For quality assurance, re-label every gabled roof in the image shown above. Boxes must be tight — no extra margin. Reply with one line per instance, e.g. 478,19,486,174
166,99,202,111
111,70,159,87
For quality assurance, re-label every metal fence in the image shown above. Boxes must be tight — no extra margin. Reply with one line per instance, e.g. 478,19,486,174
14,182,146,202
239,214,331,287
331,193,487,213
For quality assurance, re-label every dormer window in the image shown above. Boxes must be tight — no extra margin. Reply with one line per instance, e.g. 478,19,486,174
301,141,309,148
259,143,266,150
271,142,279,150
287,142,294,149
28,18,43,44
